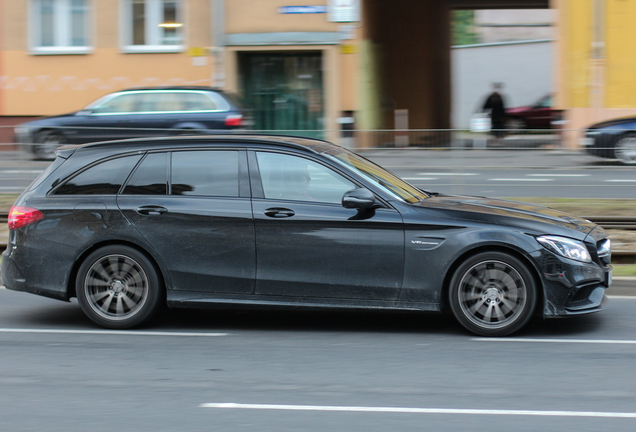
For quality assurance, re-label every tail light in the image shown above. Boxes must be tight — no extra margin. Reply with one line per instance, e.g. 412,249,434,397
224,114,244,127
8,206,44,230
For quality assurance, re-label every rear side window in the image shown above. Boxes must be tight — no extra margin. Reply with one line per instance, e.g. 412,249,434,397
171,151,239,197
123,153,168,195
180,92,219,111
28,157,66,191
55,155,142,195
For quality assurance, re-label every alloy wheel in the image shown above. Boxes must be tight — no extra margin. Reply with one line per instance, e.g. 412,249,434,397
83,254,149,321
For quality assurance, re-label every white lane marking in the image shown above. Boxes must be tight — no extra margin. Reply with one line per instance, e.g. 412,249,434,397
403,177,437,181
489,178,553,182
0,328,227,337
605,179,636,182
0,187,26,191
417,173,479,176
472,338,636,344
527,174,590,177
199,402,636,418
608,295,636,299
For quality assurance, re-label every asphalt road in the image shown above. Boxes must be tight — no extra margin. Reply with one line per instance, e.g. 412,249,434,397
2,285,636,432
363,149,636,199
2,148,635,198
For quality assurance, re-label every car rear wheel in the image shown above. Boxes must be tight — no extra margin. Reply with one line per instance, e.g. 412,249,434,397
614,134,636,165
34,130,66,160
76,246,163,329
449,252,537,337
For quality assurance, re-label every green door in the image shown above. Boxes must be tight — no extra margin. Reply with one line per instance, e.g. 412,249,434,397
239,52,324,139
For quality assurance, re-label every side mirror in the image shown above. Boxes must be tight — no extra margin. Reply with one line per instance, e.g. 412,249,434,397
342,188,377,210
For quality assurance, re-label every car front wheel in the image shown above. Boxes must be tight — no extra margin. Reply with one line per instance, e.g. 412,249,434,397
505,117,526,133
76,246,163,329
449,252,537,337
614,134,636,165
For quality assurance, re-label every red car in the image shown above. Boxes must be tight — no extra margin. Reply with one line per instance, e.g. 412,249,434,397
505,94,561,130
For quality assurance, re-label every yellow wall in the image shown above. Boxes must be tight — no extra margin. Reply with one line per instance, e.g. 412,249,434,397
556,0,636,146
560,0,592,109
605,0,636,108
1,0,214,116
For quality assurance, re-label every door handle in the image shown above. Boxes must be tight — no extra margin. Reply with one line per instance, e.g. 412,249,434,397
136,205,168,216
264,208,295,218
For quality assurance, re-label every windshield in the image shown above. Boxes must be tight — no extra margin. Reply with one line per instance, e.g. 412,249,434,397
327,150,429,203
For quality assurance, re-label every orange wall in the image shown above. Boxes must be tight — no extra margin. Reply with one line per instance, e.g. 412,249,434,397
226,0,339,34
2,0,214,116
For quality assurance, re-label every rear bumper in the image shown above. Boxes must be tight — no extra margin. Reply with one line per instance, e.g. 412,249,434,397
1,243,70,302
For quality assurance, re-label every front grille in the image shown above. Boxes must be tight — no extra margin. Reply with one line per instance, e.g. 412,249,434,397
569,285,596,304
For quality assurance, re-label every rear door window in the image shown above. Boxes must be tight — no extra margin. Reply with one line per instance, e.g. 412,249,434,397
55,155,142,195
123,152,168,195
171,150,239,197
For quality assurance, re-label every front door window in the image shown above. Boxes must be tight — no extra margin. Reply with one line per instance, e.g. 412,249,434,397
256,152,354,204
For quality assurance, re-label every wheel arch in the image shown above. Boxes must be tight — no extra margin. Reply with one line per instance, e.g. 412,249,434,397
67,240,168,300
440,244,544,316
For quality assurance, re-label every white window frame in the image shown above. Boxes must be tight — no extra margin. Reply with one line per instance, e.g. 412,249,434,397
29,0,92,55
120,0,185,53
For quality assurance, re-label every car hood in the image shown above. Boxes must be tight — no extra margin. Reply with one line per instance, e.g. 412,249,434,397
506,106,530,114
412,194,597,239
589,116,636,130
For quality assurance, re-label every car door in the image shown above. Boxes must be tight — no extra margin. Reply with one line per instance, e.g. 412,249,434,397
117,149,255,294
249,150,404,300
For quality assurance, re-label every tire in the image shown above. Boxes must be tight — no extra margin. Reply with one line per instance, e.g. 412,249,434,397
505,117,526,133
33,130,66,160
449,252,537,337
614,134,636,165
76,245,164,329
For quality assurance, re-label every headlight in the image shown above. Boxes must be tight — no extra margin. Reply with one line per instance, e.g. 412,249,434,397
536,235,592,263
14,126,30,136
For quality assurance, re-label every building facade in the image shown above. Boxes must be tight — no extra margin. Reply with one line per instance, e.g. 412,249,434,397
555,0,636,146
0,0,362,145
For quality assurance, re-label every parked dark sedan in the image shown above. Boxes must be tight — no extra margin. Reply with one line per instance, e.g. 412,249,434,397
14,86,246,159
1,135,612,336
583,117,636,165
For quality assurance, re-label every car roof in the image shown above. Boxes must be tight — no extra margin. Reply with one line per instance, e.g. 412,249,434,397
114,86,225,93
60,134,343,158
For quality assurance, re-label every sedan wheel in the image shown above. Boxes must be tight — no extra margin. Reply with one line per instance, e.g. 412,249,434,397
505,117,526,133
34,131,66,160
614,135,636,165
76,246,163,329
449,252,537,336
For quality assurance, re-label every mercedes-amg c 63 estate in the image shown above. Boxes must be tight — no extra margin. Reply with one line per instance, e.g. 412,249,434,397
1,135,612,336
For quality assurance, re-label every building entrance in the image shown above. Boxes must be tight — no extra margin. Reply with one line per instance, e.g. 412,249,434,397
239,52,324,139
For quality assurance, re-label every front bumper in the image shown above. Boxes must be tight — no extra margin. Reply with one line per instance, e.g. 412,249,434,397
530,248,611,317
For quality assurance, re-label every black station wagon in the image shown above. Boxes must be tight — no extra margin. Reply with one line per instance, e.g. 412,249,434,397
1,135,612,336
14,86,246,160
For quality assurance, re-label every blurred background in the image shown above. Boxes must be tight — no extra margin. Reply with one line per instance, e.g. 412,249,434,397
1,0,636,260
